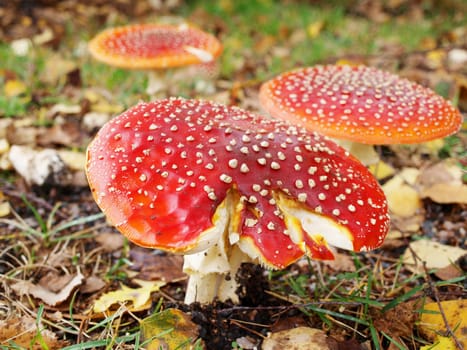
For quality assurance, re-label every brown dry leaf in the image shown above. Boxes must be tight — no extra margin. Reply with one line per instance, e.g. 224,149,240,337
95,231,126,252
80,275,106,294
418,299,467,348
41,54,77,85
140,308,202,350
417,161,463,189
421,183,467,204
93,279,166,313
373,301,418,339
382,168,421,218
402,239,466,274
262,327,331,350
434,262,464,281
129,247,186,282
0,315,63,349
417,161,467,203
322,252,356,272
37,123,81,148
11,272,84,306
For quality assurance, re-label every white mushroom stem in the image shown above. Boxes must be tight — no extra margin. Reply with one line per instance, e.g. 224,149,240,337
146,71,168,96
146,61,219,97
331,139,380,166
183,243,250,304
182,190,252,304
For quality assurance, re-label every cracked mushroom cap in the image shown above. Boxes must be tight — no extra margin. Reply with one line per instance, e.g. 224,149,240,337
259,65,462,144
88,23,222,69
86,98,389,268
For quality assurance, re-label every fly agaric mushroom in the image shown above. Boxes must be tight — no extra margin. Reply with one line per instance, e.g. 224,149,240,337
259,65,463,165
86,97,389,304
88,23,222,95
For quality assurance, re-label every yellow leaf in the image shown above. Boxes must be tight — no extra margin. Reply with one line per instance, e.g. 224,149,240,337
307,21,324,39
140,308,201,350
369,160,395,180
419,139,445,154
382,170,421,217
93,279,165,313
419,299,467,348
420,335,457,350
335,59,361,66
4,80,27,97
0,201,10,217
402,239,466,274
426,50,446,69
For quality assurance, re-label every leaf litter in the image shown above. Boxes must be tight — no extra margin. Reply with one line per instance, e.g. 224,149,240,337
0,0,466,349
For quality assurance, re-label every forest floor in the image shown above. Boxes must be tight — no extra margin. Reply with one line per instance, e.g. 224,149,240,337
0,1,466,349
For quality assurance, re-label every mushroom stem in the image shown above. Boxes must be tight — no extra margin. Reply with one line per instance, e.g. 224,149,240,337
332,139,380,166
146,71,169,96
183,189,252,304
183,245,250,304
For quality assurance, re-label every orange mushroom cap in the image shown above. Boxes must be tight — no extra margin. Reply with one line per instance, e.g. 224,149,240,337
86,98,389,269
88,23,222,69
259,65,462,144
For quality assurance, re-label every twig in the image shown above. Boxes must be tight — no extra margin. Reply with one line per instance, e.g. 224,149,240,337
422,261,464,350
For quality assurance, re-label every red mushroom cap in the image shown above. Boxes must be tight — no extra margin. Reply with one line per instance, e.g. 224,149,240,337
259,65,462,144
86,98,389,268
88,23,222,69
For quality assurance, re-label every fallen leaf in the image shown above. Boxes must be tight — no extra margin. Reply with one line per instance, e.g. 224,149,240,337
420,183,467,204
322,251,356,272
262,327,331,350
307,20,324,38
57,149,86,171
95,231,126,252
373,301,418,339
47,103,82,116
8,145,69,186
93,279,165,313
417,161,463,188
80,275,106,294
418,299,467,348
41,54,77,85
11,272,84,306
10,38,32,56
0,201,10,217
37,123,81,148
420,335,457,350
129,247,186,282
382,169,421,218
425,49,446,70
402,239,466,274
4,79,27,97
140,308,202,350
0,315,63,349
434,262,464,281
368,160,396,180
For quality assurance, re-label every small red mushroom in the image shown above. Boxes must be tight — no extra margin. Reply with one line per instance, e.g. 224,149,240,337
86,97,389,303
88,23,222,95
259,65,463,164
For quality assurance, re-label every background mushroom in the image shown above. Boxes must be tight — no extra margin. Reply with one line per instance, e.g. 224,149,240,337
86,97,390,304
88,23,222,96
259,64,463,165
